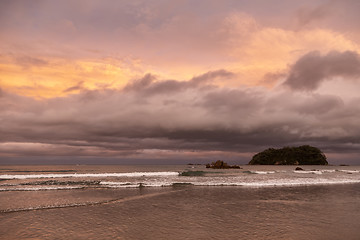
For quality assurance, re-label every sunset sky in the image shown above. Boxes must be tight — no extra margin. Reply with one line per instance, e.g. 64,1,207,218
1,0,360,164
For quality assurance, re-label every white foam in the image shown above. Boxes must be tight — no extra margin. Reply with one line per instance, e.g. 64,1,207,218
2,168,360,190
293,170,323,174
100,181,132,185
320,170,336,173
338,170,359,174
189,178,360,187
250,171,276,174
0,171,179,180
240,179,360,187
3,177,360,190
102,184,140,188
101,181,177,188
0,186,83,191
100,181,143,188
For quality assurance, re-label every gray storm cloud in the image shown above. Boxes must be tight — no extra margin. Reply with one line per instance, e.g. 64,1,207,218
284,51,360,91
124,70,234,95
1,70,360,164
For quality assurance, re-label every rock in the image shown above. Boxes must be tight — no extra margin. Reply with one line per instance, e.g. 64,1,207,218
295,167,304,171
206,160,241,169
248,145,328,165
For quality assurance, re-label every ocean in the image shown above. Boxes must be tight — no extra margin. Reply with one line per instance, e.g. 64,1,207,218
0,164,360,239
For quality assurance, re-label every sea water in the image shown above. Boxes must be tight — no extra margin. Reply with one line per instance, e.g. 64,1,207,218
0,165,360,239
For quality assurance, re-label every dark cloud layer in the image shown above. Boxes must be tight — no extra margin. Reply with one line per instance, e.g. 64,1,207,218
124,70,233,96
1,71,360,164
284,50,360,91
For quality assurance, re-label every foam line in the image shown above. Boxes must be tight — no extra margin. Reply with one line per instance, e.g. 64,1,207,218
0,186,84,191
0,171,179,180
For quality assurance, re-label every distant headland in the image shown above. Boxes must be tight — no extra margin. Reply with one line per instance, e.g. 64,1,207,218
248,145,328,165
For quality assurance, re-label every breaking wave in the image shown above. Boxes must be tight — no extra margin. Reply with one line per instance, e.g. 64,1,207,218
1,168,359,191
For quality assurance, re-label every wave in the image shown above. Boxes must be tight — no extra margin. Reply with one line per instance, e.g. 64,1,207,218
188,179,360,187
294,169,359,174
1,168,359,192
98,181,182,188
21,180,101,186
100,181,139,188
2,177,360,191
243,171,276,174
101,177,360,188
0,171,179,180
338,170,359,174
238,179,360,187
320,170,336,173
294,170,323,174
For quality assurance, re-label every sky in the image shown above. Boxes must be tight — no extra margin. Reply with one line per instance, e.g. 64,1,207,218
1,0,360,165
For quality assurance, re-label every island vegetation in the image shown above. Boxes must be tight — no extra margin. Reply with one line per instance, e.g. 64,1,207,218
248,145,328,165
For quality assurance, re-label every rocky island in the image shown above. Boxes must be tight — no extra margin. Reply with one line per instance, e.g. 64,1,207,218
248,145,328,165
206,160,241,169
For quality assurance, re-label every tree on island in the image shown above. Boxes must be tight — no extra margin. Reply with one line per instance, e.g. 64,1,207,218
248,145,328,165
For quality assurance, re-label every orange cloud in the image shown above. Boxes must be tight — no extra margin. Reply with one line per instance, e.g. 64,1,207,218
1,11,359,98
0,53,230,98
223,13,360,87
0,56,141,98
